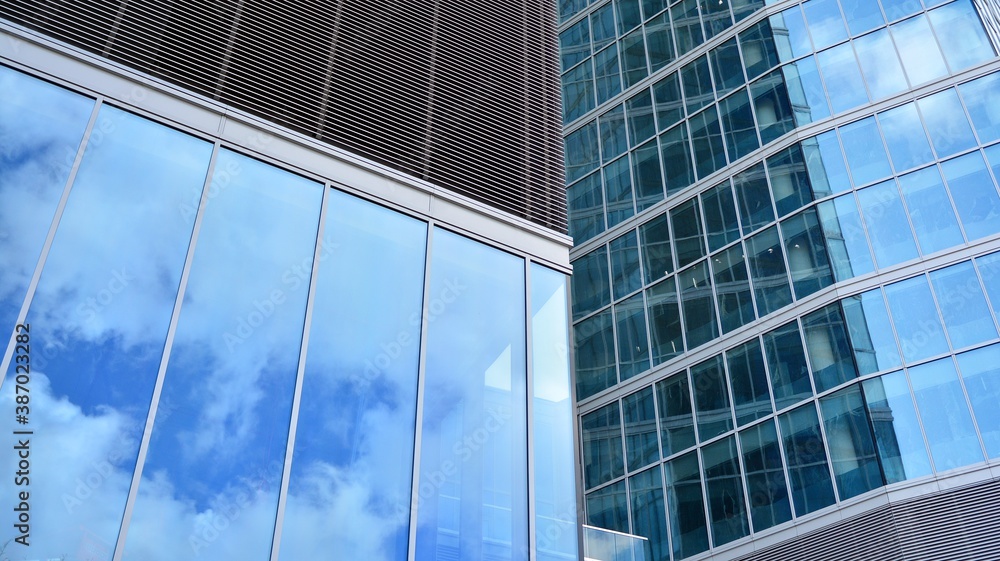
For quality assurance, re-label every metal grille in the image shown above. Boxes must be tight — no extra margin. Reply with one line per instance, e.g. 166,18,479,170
0,0,567,233
975,0,1000,54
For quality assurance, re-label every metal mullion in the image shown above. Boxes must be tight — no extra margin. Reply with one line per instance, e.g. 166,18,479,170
770,410,800,519
268,183,331,561
656,460,675,561
112,141,222,561
618,395,635,533
568,274,588,561
729,419,757,536
406,221,435,561
971,255,1000,336
525,259,537,561
0,97,100,382
811,395,844,505
695,430,715,551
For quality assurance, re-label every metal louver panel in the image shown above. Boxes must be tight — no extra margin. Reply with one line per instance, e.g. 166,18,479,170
974,0,1000,54
0,0,568,233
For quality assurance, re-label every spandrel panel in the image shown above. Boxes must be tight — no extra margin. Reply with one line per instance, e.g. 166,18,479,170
124,149,321,561
764,321,813,411
702,436,750,546
0,66,94,342
640,213,674,284
853,28,909,101
745,226,793,316
857,180,919,269
884,275,950,363
908,358,984,471
656,372,696,456
918,89,977,159
781,207,834,299
803,304,858,393
891,15,948,86
679,261,719,349
415,228,528,561
842,289,902,375
862,371,932,483
568,171,606,242
624,386,661,471
739,420,792,531
0,105,211,561
611,231,643,300
647,277,685,364
956,344,1000,458
820,385,883,500
929,261,997,350
583,402,625,489
616,293,651,380
816,43,868,115
778,403,836,516
692,355,734,440
665,451,710,559
279,191,425,561
572,246,611,321
959,72,1000,144
927,0,996,72
802,0,848,50
605,156,637,228
712,244,755,333
877,103,935,173
727,339,773,425
816,194,874,281
941,151,1000,241
840,117,892,188
576,310,619,400
629,466,670,561
840,0,885,34
531,264,579,561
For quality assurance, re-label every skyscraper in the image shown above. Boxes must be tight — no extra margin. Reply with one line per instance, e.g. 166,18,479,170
0,3,578,561
561,0,1000,559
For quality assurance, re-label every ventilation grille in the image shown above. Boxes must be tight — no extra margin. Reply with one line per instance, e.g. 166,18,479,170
0,0,567,233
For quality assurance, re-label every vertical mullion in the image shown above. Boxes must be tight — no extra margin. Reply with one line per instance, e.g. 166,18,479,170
525,259,537,561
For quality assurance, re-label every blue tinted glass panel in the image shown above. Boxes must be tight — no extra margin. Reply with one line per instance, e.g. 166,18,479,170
711,38,746,96
627,89,657,146
572,247,611,320
734,163,774,234
648,277,685,364
960,72,1000,144
656,372,696,457
885,276,950,363
682,55,715,115
750,70,795,144
840,0,885,34
820,385,883,499
559,0,588,21
732,0,765,21
563,60,595,124
909,358,985,471
768,144,814,217
610,231,643,300
702,0,735,39
783,56,831,127
702,436,750,546
817,194,875,281
568,171,605,241
771,6,813,62
929,261,997,349
576,311,619,399
978,250,1000,318
817,42,868,114
842,290,902,375
880,0,922,21
719,88,760,162
803,304,858,392
713,244,756,333
624,387,660,470
919,89,977,159
595,45,624,105
561,19,591,70
592,3,617,50
415,229,528,561
661,123,695,195
586,482,629,533
840,117,892,187
739,19,779,79
605,155,636,228
927,0,996,72
764,321,813,411
854,29,909,101
617,0,643,33
941,151,1000,241
646,12,676,73
531,265,579,561
616,293,651,380
781,207,834,299
701,180,741,252
3,106,210,561
629,466,670,561
746,226,793,316
803,0,848,49
898,166,964,255
956,344,1000,458
779,403,836,516
679,261,719,348
600,104,629,163
280,191,424,561
727,339,773,425
621,29,649,88
125,150,321,561
634,139,666,211
640,213,673,283
862,371,932,483
672,199,706,267
583,403,625,489
739,420,792,531
857,180,919,268
565,121,600,184
803,131,849,195
878,103,935,173
692,355,734,440
665,452,710,559
690,106,728,179
654,72,684,131
673,0,705,56
891,15,948,86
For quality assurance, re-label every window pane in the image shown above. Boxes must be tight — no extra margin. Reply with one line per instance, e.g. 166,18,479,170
702,0,735,39
682,55,716,115
862,371,932,483
680,261,720,348
840,0,885,34
956,344,1000,458
979,251,1000,314
592,2,617,50
616,293,652,380
739,420,792,531
692,355,734,440
854,28,909,101
817,194,875,281
909,358,984,471
732,0,765,21
885,276,950,363
621,28,649,87
820,386,884,499
665,452,710,559
927,0,995,72
702,180,741,252
898,167,964,255
803,304,859,392
750,70,795,144
711,38,746,96
600,104,629,163
634,139,666,211
625,387,661,470
929,261,997,349
727,339,773,425
576,310,619,399
719,88,760,162
857,180,919,268
768,144,814,217
568,171,606,241
125,150,322,561
648,277,685,364
918,89,977,159
781,207,834,299
734,163,775,234
878,103,935,173
560,19,591,70
586,481,629,533
572,246,611,320
739,19,780,79
611,230,643,300
746,226,793,316
661,123,696,195
941,151,1000,241
702,436,750,545
605,155,636,228
595,45,624,105
803,131,849,196
646,12,676,73
672,199,707,267
565,121,600,183
617,0,643,33
816,42,868,114
783,56,832,127
840,117,892,188
627,89,657,146
641,213,673,283
778,404,837,516
802,0,848,49
690,105,728,178
771,6,813,61
629,466,670,561
880,0,922,21
713,244,756,333
562,60,595,124
280,191,424,561
531,265,579,561
891,15,948,86
656,372,697,456
764,321,814,410
842,289,902,375
673,0,705,56
959,71,1000,144
583,403,625,489
654,72,684,131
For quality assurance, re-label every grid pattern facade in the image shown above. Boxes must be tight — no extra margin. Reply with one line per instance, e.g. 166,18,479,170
561,0,1000,560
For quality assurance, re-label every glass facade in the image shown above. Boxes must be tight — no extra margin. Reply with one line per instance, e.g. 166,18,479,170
0,64,578,561
564,0,1000,559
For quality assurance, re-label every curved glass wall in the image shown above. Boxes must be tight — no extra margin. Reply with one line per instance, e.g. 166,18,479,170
0,65,577,561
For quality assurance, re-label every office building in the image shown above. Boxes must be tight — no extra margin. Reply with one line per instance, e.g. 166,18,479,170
0,2,579,561
561,0,1000,559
